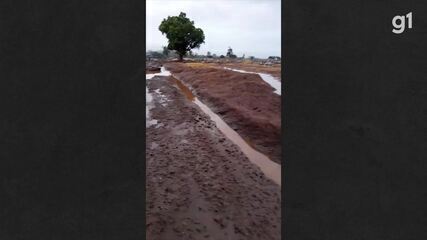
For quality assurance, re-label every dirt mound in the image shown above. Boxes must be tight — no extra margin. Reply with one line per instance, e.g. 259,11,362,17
181,61,282,80
165,63,281,163
222,63,282,80
146,61,162,72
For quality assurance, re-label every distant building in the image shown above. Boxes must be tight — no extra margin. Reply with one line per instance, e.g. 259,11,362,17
268,56,281,61
226,47,237,59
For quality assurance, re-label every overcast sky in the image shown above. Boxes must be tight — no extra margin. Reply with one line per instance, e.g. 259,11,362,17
147,0,281,58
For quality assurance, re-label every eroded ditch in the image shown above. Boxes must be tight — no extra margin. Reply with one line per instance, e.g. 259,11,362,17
170,76,281,186
146,65,281,185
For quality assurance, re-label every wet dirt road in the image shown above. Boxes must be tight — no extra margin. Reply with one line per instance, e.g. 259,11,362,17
146,75,281,240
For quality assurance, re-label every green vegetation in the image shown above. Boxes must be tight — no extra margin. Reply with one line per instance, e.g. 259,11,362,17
159,12,205,61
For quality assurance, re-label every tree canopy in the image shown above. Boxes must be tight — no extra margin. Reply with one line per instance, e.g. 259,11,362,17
159,12,205,61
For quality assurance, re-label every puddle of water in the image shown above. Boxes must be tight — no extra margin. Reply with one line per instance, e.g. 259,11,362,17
146,87,157,127
173,78,195,101
146,66,172,127
224,67,281,95
146,66,171,79
154,89,170,106
172,77,281,186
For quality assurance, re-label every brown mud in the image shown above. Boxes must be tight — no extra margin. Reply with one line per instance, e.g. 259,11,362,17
221,62,281,80
184,62,281,80
164,62,282,164
146,76,281,240
172,77,281,185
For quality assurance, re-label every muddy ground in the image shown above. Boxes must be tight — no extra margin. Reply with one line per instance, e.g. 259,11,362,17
221,62,281,80
164,62,281,164
184,61,281,80
146,76,281,240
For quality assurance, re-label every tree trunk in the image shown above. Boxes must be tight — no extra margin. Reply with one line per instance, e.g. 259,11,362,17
178,54,184,62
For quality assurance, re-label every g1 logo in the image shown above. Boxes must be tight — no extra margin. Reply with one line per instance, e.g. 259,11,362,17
392,12,413,34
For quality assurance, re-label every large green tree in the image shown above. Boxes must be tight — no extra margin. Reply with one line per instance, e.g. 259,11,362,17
159,12,205,61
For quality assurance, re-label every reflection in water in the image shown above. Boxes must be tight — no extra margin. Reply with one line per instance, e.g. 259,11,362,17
146,67,171,79
172,77,281,186
146,66,172,127
172,78,195,101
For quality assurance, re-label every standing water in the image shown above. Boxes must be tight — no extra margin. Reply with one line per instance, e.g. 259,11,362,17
223,67,281,95
146,66,171,79
146,66,171,127
172,77,281,186
146,66,281,185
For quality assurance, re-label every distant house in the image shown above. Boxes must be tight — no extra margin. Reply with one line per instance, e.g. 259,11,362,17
226,47,237,59
268,56,281,61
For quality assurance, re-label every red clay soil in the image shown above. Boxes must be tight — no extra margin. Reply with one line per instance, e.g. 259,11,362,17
164,62,281,164
221,63,282,80
184,61,282,80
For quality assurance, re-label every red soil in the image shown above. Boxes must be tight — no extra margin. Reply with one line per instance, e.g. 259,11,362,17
164,62,281,164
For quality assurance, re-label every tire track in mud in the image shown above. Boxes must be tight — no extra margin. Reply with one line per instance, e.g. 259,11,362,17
146,76,281,240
